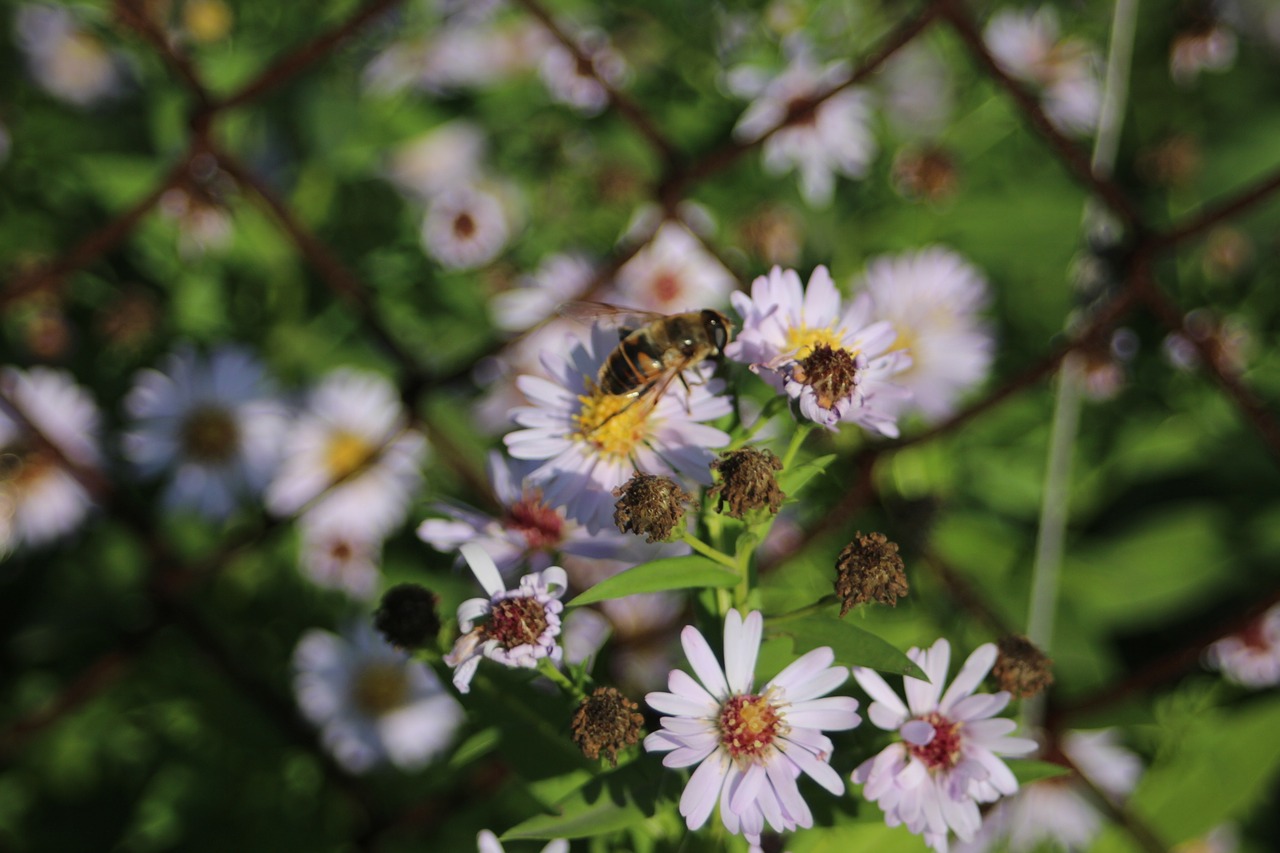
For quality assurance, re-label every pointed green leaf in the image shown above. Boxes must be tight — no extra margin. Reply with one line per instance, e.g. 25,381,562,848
778,453,838,496
501,798,647,840
767,612,926,679
1009,759,1073,785
567,556,738,606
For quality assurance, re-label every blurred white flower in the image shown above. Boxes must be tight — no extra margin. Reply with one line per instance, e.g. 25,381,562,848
984,6,1102,135
422,185,512,270
293,623,463,773
954,729,1143,853
539,27,627,115
880,42,954,140
1170,22,1237,87
386,121,488,201
1206,602,1280,688
124,346,287,520
14,4,126,107
606,221,736,314
364,19,546,95
266,369,427,539
855,247,994,422
490,253,595,333
297,521,382,601
0,367,100,551
157,187,235,256
731,50,877,206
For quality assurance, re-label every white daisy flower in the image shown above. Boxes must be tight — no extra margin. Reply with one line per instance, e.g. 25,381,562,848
644,609,862,846
731,51,877,207
1170,23,1237,88
607,221,736,314
363,19,545,96
417,451,634,578
386,120,488,202
472,318,581,435
445,543,567,694
123,346,287,520
157,186,234,257
855,248,994,422
14,4,126,107
265,369,427,539
1206,602,1280,688
477,830,567,853
539,27,627,115
422,185,512,271
954,728,1143,853
292,623,464,774
726,265,911,436
983,6,1102,136
0,366,101,551
851,638,1038,853
504,325,731,532
297,520,382,601
880,42,955,141
490,253,595,333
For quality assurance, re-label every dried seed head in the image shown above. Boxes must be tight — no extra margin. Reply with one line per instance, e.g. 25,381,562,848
612,473,690,543
834,532,909,615
708,447,785,520
790,344,860,410
572,686,644,767
992,634,1055,699
373,584,441,650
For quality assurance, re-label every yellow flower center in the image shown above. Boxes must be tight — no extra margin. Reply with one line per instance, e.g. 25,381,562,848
324,430,375,481
350,662,410,717
571,383,651,461
784,324,847,361
183,0,234,44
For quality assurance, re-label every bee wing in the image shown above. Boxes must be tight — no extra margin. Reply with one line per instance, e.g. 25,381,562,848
557,301,667,332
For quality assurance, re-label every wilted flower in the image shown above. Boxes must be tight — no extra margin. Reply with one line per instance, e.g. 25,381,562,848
445,544,568,694
0,367,101,552
834,532,908,613
645,609,862,845
726,266,911,435
852,638,1037,852
573,686,644,766
613,472,691,542
292,623,464,773
504,325,731,532
708,447,785,519
123,346,287,520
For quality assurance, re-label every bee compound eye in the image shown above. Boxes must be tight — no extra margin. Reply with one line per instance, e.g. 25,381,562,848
703,310,729,353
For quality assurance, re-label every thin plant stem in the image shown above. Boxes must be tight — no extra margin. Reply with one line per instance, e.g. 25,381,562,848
681,532,740,570
781,423,814,470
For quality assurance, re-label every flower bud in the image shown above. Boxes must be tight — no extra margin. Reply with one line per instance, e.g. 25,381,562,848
571,686,644,767
834,532,909,615
613,473,690,542
708,447,785,519
991,634,1055,699
373,583,441,650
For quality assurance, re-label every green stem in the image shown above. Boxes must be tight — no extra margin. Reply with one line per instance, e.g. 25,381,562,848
781,423,814,470
537,658,584,700
681,532,739,570
766,596,837,625
727,396,788,450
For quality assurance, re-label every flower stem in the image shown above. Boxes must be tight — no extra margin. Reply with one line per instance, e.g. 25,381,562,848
781,422,813,470
537,658,584,700
681,532,739,570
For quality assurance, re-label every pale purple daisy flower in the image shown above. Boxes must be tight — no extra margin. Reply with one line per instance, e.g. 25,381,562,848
1170,23,1237,88
539,27,627,115
1206,602,1280,688
385,120,488,202
477,831,567,853
421,185,512,271
644,609,862,846
123,345,287,520
292,623,464,774
852,639,1037,853
726,265,911,436
417,451,634,578
490,253,595,333
15,4,127,108
730,50,877,207
297,520,382,601
0,366,101,552
605,221,735,315
983,7,1102,136
445,543,568,694
954,728,1142,853
855,248,994,422
265,368,427,539
504,325,731,532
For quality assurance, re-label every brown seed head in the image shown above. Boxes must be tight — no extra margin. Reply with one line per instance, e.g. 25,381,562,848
708,447,785,520
374,584,441,650
613,473,690,542
835,532,909,616
572,686,644,767
791,344,860,410
991,635,1055,699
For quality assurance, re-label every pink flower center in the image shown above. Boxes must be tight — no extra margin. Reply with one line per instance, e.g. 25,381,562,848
652,271,681,304
453,212,477,239
504,494,565,551
906,712,963,770
1240,618,1272,651
719,693,782,760
486,596,550,651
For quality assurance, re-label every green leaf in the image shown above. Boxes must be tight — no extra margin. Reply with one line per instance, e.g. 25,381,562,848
777,453,838,496
1009,759,1073,785
567,556,739,606
502,762,661,840
767,612,926,679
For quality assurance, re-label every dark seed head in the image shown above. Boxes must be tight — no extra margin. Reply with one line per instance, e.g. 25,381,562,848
612,473,690,543
571,686,644,767
708,447,785,520
991,634,1055,699
374,584,441,650
834,532,909,615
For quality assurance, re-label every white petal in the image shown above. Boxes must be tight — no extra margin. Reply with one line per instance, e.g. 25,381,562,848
902,719,936,746
724,609,762,694
853,667,909,725
682,625,730,699
783,697,861,731
939,643,997,713
460,543,505,596
680,755,728,831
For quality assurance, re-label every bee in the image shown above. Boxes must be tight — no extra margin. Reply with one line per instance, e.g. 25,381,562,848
561,302,734,416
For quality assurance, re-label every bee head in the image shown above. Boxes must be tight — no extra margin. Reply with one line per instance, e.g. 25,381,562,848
701,309,732,355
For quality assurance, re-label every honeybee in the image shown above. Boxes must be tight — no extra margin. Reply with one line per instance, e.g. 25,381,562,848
561,302,734,412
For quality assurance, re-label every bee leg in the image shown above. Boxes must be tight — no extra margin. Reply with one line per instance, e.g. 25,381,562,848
677,373,694,413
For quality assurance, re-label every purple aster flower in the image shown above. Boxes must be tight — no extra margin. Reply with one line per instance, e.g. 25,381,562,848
644,610,862,846
417,451,635,577
1206,602,1280,688
445,543,568,694
852,638,1037,853
504,325,731,532
726,265,911,436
